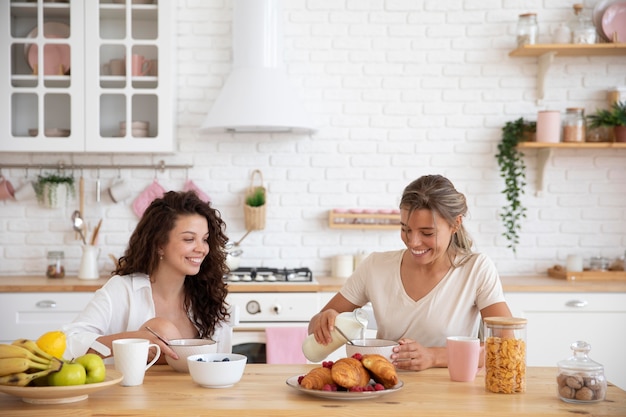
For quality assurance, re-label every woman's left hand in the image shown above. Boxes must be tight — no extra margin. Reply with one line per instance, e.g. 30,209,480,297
391,338,440,371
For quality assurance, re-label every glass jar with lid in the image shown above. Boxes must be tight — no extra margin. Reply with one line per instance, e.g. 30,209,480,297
568,4,596,44
557,341,607,403
484,317,527,394
46,251,65,279
516,13,538,47
562,108,586,143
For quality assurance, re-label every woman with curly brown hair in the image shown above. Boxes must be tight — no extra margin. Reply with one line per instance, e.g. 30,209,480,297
63,190,231,363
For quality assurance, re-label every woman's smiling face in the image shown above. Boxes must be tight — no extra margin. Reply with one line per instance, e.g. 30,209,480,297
159,214,210,277
400,208,455,266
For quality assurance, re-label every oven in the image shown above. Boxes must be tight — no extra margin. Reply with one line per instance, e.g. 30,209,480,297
225,267,321,363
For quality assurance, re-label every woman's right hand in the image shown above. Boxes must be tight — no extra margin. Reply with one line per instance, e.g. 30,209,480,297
308,309,340,345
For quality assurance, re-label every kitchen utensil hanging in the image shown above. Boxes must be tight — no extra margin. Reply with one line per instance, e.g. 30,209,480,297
243,169,266,231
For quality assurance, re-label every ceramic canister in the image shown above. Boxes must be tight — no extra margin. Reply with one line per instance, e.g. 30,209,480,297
536,110,561,143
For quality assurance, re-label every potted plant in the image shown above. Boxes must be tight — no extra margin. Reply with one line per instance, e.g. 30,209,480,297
495,118,528,253
587,100,626,142
34,173,75,209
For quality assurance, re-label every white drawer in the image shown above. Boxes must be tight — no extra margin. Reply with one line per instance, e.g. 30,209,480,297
0,292,93,343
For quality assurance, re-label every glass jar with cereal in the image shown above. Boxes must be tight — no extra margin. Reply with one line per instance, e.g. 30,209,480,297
483,317,527,394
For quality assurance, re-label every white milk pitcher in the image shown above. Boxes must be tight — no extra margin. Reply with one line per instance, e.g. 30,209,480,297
302,308,368,362
78,245,100,280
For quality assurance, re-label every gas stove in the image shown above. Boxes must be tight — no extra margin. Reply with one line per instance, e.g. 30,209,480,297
225,267,314,283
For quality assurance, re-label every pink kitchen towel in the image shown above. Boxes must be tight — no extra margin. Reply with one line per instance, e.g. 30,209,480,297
265,327,308,364
132,179,166,218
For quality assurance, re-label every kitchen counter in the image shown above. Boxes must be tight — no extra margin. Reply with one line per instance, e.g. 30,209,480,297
1,274,625,293
0,365,624,416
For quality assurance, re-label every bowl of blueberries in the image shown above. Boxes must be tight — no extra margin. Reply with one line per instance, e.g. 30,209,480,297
187,353,248,388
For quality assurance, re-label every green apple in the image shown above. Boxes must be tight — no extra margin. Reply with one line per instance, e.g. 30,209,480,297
75,353,106,384
48,361,87,386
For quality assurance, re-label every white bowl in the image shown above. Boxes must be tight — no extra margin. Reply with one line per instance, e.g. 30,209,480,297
120,121,149,130
165,339,217,373
187,353,247,388
345,339,399,362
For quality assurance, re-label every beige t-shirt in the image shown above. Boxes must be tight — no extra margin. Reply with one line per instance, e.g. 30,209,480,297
340,250,505,347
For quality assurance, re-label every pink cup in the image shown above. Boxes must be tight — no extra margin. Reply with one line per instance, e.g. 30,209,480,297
0,175,15,200
536,110,561,143
131,54,153,76
447,336,481,382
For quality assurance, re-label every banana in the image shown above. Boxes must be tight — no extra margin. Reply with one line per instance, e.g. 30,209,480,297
0,368,58,387
11,338,56,362
0,356,63,377
0,344,50,365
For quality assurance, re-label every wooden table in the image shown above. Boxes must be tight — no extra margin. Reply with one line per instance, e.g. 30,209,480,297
1,365,625,416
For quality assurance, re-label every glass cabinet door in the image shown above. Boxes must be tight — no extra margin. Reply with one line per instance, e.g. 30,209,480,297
2,0,84,152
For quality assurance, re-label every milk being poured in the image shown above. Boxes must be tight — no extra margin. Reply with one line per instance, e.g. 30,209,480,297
302,308,368,362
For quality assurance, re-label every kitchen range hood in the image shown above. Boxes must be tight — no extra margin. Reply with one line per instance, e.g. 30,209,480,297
200,0,316,134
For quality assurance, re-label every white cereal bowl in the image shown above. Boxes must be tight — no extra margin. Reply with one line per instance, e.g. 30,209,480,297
187,353,247,388
165,339,217,373
345,339,399,362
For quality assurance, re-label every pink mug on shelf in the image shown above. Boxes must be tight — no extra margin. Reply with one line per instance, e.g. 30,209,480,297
131,54,153,76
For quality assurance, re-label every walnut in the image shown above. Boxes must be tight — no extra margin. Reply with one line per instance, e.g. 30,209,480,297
575,387,594,401
565,375,584,389
556,373,568,387
559,385,576,399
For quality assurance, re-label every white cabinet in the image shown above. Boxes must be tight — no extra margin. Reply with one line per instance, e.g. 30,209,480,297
0,292,92,344
505,292,626,390
1,0,175,153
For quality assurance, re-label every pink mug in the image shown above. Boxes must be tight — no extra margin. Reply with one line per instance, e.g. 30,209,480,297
0,175,15,200
447,336,482,382
131,54,153,76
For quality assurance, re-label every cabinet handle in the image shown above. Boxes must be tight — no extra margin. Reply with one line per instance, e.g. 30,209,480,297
565,299,588,308
36,300,57,309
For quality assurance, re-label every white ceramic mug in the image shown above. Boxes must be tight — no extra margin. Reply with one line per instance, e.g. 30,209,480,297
113,338,161,386
108,179,132,203
447,336,482,382
13,181,36,201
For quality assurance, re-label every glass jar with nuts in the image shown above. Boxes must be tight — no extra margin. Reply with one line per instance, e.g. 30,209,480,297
556,341,606,403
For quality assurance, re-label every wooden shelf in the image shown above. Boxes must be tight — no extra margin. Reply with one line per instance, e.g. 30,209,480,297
509,43,626,103
517,142,626,149
509,43,626,57
516,142,626,195
328,211,400,230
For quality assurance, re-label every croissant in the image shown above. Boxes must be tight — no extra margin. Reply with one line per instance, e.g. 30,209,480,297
331,357,371,388
361,354,398,389
300,366,334,390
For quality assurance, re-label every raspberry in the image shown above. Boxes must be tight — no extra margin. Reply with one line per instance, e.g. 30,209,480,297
322,360,334,369
349,386,364,392
351,353,363,361
365,384,375,391
322,384,333,391
297,375,304,384
374,383,385,391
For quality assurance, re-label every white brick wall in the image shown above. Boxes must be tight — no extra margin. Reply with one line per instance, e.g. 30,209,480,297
1,1,625,278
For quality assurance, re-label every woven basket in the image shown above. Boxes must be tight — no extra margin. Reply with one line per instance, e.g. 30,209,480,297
244,169,266,231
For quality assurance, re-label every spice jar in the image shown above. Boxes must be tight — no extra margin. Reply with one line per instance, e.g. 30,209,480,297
562,108,586,143
46,251,65,278
557,341,606,403
516,13,538,47
484,317,527,394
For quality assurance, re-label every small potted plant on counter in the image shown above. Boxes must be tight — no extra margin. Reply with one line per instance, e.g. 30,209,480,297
495,118,528,253
587,100,626,142
34,173,75,209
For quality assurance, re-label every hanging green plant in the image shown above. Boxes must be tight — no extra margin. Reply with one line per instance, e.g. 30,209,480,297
495,118,529,253
33,173,76,209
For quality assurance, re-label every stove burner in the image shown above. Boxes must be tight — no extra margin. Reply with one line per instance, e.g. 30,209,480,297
225,267,313,283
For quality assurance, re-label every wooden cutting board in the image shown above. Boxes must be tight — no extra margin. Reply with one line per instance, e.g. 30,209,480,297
548,266,626,282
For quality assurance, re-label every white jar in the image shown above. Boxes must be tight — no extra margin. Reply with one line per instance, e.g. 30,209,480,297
302,309,368,362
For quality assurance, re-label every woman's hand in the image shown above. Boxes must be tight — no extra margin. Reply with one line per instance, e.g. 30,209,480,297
141,317,182,363
308,309,339,345
391,338,444,371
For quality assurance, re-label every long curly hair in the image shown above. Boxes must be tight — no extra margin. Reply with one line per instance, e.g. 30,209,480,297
114,190,230,338
399,175,474,267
